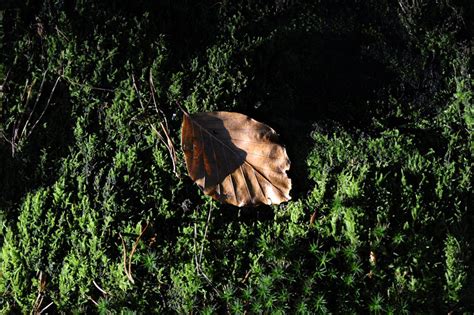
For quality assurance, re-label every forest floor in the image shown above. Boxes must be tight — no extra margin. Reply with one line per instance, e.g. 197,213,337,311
1,1,473,313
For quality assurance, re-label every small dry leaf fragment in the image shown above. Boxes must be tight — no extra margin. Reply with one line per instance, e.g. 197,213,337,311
310,210,317,225
181,111,291,207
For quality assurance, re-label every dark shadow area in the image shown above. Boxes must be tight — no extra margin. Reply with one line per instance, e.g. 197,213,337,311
0,80,73,212
399,127,449,156
0,144,25,208
227,0,468,206
239,27,398,199
219,203,275,224
61,0,221,75
455,204,474,313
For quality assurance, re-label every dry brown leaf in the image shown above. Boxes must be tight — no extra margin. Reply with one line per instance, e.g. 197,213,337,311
181,111,291,207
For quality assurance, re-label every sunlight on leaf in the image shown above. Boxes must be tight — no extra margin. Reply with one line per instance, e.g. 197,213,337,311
181,111,291,207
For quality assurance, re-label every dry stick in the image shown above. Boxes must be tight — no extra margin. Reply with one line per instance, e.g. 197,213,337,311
87,296,99,306
62,76,114,92
0,67,12,93
133,73,178,177
11,120,20,156
55,26,69,41
148,72,173,140
199,204,213,263
21,78,30,103
93,280,108,296
148,71,166,118
12,72,54,157
176,101,189,116
119,233,134,283
241,270,252,284
132,73,147,112
193,223,199,273
194,239,219,294
127,223,149,283
0,127,11,144
21,70,47,140
241,253,262,284
26,76,61,139
32,293,43,315
148,72,179,177
149,74,172,144
32,271,48,315
132,73,157,125
150,124,167,148
38,302,53,314
194,205,220,295
12,77,33,154
119,223,149,284
37,296,44,313
159,121,178,177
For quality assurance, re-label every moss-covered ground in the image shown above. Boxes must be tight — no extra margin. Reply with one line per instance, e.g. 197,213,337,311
1,1,473,313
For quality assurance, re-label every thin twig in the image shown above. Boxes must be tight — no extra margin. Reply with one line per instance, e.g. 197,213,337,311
193,223,200,273
176,101,189,115
149,71,175,157
55,26,69,41
134,73,179,177
119,223,149,284
160,121,178,176
241,269,252,284
0,130,11,144
199,204,213,263
32,292,43,314
127,223,149,282
150,124,167,146
1,67,11,91
38,302,53,314
119,233,134,283
62,76,115,92
21,70,47,139
11,120,20,156
149,71,166,117
20,78,30,103
131,74,142,107
93,280,108,296
241,253,262,284
87,296,99,306
26,75,61,139
31,271,48,315
193,204,220,295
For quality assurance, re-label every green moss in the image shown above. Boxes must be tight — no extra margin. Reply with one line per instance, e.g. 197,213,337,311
1,0,472,313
